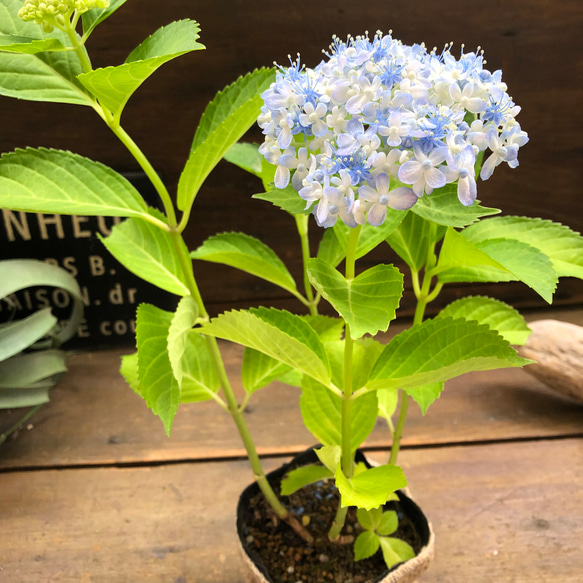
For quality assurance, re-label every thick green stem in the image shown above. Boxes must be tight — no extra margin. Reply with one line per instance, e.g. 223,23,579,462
295,214,318,316
62,18,92,74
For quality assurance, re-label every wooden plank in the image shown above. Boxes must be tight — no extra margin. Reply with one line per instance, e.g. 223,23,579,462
1,310,583,470
1,438,581,582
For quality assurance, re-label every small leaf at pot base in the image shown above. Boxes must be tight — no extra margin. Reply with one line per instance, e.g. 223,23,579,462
280,465,333,496
335,464,407,510
405,382,444,415
356,507,382,531
315,445,342,473
377,510,399,536
378,536,415,569
354,531,380,561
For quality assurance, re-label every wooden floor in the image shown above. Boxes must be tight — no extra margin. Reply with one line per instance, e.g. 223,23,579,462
1,310,583,583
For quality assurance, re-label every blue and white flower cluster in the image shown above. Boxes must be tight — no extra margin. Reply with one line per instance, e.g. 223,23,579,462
258,32,528,228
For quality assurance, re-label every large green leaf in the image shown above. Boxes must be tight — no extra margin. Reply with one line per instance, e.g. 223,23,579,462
333,210,407,260
82,0,128,37
100,217,189,296
179,330,220,403
0,0,91,105
167,296,199,389
307,259,403,339
0,350,67,388
200,307,330,386
280,464,333,496
78,20,204,121
438,296,532,345
335,464,407,510
0,148,148,217
411,185,500,227
177,68,275,210
0,387,51,408
241,348,291,394
300,376,378,450
190,232,297,294
368,316,531,391
135,303,179,435
405,382,444,415
463,216,583,279
0,308,56,361
386,212,446,271
253,183,309,215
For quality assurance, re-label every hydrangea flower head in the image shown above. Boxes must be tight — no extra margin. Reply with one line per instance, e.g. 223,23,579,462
258,32,527,228
19,0,110,32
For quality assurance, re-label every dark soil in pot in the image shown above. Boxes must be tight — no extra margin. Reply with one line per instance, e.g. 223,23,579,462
237,448,431,583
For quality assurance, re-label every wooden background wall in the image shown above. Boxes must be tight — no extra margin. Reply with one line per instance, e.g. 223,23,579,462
1,0,582,318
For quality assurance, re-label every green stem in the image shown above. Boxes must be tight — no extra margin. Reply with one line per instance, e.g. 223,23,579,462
62,18,93,74
0,404,44,446
388,392,409,465
295,214,318,316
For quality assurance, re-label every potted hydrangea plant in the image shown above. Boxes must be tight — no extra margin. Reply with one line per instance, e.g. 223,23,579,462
1,2,582,582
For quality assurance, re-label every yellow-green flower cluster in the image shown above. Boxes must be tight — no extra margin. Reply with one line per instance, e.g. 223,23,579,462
18,0,110,32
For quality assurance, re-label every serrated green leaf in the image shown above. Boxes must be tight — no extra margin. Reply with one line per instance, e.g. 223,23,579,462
167,296,199,389
190,232,297,294
438,296,532,345
0,350,67,388
252,183,310,215
308,259,403,339
317,227,345,268
0,35,65,53
82,0,128,37
379,536,415,568
201,307,330,386
0,148,148,218
241,347,291,394
354,531,380,561
0,308,56,361
136,304,179,435
0,0,91,104
280,464,333,496
386,212,446,271
99,217,189,296
120,351,142,397
78,20,204,121
462,216,583,279
377,510,399,536
356,507,383,531
179,330,220,403
300,376,378,450
315,445,342,473
178,68,275,210
405,382,444,415
336,464,407,510
368,316,532,391
411,184,500,227
333,210,407,259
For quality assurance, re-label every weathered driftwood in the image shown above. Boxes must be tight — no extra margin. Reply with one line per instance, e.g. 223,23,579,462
518,320,583,404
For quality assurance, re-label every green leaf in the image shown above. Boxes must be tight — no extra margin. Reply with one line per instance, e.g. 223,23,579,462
438,296,532,345
405,382,444,415
99,217,189,296
368,316,532,391
354,531,380,561
0,0,90,105
78,20,204,121
280,465,333,496
167,296,199,389
317,228,345,269
191,232,297,294
335,464,407,510
201,307,330,386
315,445,342,473
253,183,309,215
377,510,399,536
136,304,179,435
308,259,403,339
178,68,275,210
0,308,56,361
411,185,500,227
241,348,291,394
120,351,142,397
0,35,65,53
377,389,399,424
356,507,383,531
462,216,583,279
179,330,221,403
333,210,407,259
223,142,263,176
303,315,344,343
379,537,415,569
0,350,67,388
300,376,378,450
0,148,148,218
0,387,51,409
82,0,128,37
386,212,446,271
